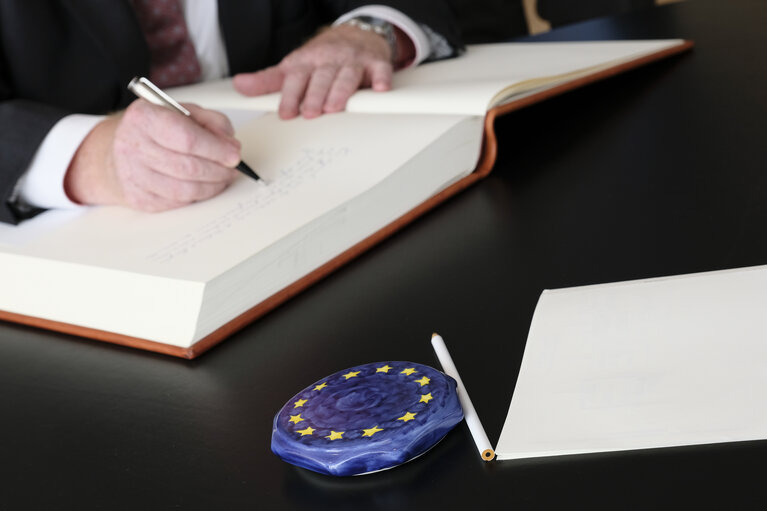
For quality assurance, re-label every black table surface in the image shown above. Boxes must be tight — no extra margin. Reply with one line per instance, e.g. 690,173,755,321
3,0,767,509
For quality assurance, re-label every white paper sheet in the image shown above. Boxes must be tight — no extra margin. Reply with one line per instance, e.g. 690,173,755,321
496,265,767,460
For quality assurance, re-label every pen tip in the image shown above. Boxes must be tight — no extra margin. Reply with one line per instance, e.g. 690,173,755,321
431,332,440,338
236,161,262,182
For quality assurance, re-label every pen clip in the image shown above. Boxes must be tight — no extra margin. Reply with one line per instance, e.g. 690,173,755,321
128,76,191,116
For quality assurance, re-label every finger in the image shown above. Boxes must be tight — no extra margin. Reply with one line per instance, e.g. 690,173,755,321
141,143,238,183
114,118,233,184
132,164,231,204
278,67,311,119
324,65,365,113
301,65,339,118
121,184,187,213
233,67,285,96
185,103,236,138
138,104,241,167
115,170,187,212
367,60,393,92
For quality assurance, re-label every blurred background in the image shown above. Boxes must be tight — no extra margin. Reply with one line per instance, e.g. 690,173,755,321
447,0,686,42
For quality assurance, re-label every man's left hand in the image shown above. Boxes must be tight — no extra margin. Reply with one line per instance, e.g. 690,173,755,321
232,24,393,119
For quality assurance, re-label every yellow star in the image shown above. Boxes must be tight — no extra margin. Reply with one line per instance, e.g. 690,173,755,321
362,426,384,437
376,365,393,373
343,371,361,380
294,399,308,408
289,414,304,424
401,368,417,376
314,382,327,391
420,393,433,404
326,431,344,440
297,426,314,436
415,376,430,386
397,412,417,422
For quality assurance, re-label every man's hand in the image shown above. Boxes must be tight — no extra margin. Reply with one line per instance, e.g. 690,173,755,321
233,24,400,119
64,100,241,212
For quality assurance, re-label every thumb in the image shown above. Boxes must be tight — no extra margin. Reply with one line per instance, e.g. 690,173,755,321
233,67,286,96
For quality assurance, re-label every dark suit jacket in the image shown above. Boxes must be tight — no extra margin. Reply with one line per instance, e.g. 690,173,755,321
446,0,528,44
0,0,461,223
536,0,654,27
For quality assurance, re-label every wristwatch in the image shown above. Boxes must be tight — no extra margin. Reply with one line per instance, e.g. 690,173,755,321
341,16,398,63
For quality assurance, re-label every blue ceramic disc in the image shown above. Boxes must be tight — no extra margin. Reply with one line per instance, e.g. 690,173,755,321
271,361,463,476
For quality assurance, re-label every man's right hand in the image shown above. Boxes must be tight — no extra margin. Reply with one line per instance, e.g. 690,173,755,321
64,99,242,212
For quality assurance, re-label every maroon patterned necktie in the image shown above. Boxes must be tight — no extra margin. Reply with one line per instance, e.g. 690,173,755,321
131,0,202,88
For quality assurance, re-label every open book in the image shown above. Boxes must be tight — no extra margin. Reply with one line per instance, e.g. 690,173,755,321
0,40,691,358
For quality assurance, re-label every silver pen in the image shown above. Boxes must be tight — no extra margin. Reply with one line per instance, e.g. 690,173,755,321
128,76,261,182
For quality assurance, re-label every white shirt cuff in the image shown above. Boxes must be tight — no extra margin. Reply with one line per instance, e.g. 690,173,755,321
333,5,432,67
17,114,104,210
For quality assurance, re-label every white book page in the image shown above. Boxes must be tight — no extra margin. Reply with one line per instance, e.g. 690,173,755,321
171,40,685,116
3,112,471,282
496,265,767,460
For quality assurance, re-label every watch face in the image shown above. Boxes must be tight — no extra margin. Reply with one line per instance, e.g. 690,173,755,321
346,16,393,34
271,361,463,476
342,16,398,62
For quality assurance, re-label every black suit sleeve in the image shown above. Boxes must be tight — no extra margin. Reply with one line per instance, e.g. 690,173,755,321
319,0,464,51
0,50,71,224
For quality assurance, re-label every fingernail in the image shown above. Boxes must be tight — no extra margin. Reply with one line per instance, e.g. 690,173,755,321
301,106,320,119
228,146,241,166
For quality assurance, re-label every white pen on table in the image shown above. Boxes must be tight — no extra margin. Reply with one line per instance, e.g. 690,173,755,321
431,332,495,461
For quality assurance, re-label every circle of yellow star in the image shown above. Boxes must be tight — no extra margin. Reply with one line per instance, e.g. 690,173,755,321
297,426,314,436
415,376,430,386
401,368,417,376
376,365,393,373
362,426,384,437
294,399,308,408
420,393,433,404
314,382,327,391
343,371,360,380
397,412,417,422
289,414,304,424
326,431,344,440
